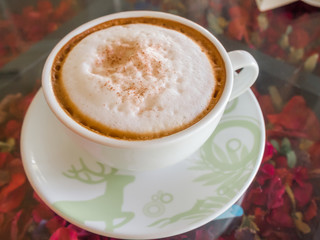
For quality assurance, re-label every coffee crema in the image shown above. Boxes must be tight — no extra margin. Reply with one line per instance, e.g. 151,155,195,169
52,17,226,140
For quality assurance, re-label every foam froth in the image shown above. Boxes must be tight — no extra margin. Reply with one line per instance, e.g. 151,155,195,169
54,19,225,139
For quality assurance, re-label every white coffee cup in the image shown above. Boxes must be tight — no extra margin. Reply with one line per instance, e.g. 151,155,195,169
42,11,259,171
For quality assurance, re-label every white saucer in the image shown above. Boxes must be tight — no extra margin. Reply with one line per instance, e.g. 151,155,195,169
21,89,265,239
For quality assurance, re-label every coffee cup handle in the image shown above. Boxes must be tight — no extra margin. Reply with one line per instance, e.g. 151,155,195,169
228,50,259,101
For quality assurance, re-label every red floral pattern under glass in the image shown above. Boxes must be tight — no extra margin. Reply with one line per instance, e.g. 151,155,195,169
1,0,320,239
0,0,78,68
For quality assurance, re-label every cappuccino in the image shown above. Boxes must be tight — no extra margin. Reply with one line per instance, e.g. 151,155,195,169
52,17,226,140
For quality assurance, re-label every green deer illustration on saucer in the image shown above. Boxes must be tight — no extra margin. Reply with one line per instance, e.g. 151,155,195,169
53,158,135,232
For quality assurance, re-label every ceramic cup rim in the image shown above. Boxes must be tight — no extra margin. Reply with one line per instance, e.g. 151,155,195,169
41,10,234,148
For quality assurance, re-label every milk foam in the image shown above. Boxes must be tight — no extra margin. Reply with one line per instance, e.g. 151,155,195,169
62,23,216,134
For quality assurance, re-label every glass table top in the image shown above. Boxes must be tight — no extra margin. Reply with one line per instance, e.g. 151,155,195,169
0,0,319,239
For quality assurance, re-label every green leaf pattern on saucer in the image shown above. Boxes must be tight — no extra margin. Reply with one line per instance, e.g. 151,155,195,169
147,99,262,228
